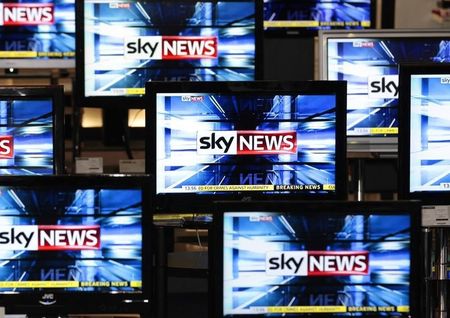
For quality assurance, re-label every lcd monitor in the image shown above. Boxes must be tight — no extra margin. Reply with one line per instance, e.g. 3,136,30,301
0,0,75,69
0,86,64,175
147,80,347,210
264,0,374,35
0,175,151,315
77,0,262,107
398,63,450,203
319,29,450,153
213,200,421,317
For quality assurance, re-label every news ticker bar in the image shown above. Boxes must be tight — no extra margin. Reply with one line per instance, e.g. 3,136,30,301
354,127,399,135
181,184,335,192
0,281,142,288
263,21,371,28
111,88,145,95
0,51,75,58
248,306,409,313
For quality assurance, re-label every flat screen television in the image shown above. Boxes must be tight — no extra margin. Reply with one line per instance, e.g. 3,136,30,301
146,80,347,211
77,0,263,107
212,200,421,317
0,0,75,69
319,29,450,153
398,63,450,203
0,175,151,315
0,85,64,175
264,0,374,36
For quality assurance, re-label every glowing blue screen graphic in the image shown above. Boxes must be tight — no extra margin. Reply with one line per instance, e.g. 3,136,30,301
327,37,450,137
83,0,256,97
0,98,54,175
410,74,450,192
0,187,142,292
223,211,412,316
264,0,372,31
156,93,337,195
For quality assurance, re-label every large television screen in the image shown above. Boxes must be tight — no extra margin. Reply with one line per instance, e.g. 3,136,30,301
320,30,450,152
78,0,261,106
398,63,450,202
0,175,150,315
264,0,373,35
214,201,420,317
0,86,64,175
147,81,347,209
0,0,75,69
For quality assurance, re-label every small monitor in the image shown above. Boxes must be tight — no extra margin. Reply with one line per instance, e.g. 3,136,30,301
213,200,421,317
264,0,374,35
146,80,347,210
0,86,64,175
0,0,75,69
398,63,450,202
319,29,450,153
77,0,262,107
0,175,151,315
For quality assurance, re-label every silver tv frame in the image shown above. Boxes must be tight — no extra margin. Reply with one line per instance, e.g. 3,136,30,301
319,29,450,153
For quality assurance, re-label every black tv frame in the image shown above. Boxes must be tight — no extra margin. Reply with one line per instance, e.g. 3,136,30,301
211,200,422,318
0,85,65,175
75,0,264,108
263,0,376,37
0,174,152,316
398,63,450,204
146,80,347,212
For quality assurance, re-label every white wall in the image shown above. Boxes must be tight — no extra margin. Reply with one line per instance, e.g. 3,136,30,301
395,0,447,28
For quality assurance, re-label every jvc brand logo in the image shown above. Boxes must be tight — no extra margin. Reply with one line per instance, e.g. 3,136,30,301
39,293,56,306
0,135,13,159
125,36,217,60
0,3,54,26
266,251,369,276
197,131,297,155
0,225,100,251
368,75,399,99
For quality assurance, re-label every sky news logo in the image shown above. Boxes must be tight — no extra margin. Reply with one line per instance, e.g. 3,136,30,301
353,41,374,48
0,3,54,26
0,225,100,251
266,251,369,276
441,77,450,84
368,75,399,99
124,36,218,60
0,135,13,159
197,131,297,155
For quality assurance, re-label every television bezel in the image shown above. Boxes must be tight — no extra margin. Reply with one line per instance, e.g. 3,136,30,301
398,63,450,204
146,80,347,212
75,0,264,108
0,0,75,70
211,200,422,318
263,0,376,37
0,85,65,175
0,174,152,315
319,29,450,153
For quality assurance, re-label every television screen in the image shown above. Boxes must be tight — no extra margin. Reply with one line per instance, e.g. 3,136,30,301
148,81,347,207
0,86,64,175
264,0,373,34
78,0,260,104
0,0,75,69
0,175,150,315
320,30,450,152
215,201,420,317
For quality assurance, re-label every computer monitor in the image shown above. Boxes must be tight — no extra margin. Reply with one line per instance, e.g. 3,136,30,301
0,175,151,315
319,29,450,153
146,80,347,210
0,85,64,175
77,0,263,107
213,200,421,317
0,0,75,69
264,0,374,36
398,63,450,203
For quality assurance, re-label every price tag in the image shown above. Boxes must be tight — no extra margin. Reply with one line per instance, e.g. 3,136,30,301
422,205,450,227
119,159,145,174
75,157,103,174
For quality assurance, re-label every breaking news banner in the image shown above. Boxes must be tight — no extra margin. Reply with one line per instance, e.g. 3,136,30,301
0,281,142,289
181,184,335,192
